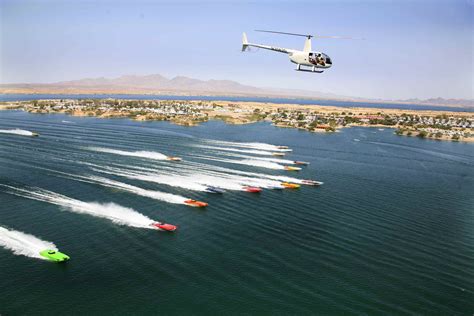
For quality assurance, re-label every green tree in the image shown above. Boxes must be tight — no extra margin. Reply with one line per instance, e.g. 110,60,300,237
395,128,404,135
417,130,428,138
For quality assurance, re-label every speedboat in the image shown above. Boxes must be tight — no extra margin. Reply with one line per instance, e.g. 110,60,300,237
205,186,226,194
284,166,301,171
294,161,309,165
150,222,177,231
184,199,208,207
39,249,70,262
301,179,323,186
31,132,39,137
243,186,262,193
281,182,300,189
166,156,182,161
277,145,289,149
272,152,285,157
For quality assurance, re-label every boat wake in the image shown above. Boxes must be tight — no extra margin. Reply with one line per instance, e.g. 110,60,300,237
217,152,296,164
183,161,321,186
197,145,279,156
86,147,168,161
196,156,286,170
204,140,292,152
90,163,289,191
0,185,157,229
90,166,209,192
0,227,57,260
65,174,190,205
0,129,36,137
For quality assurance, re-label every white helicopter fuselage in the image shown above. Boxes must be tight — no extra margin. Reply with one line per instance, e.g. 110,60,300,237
242,32,332,73
288,51,332,69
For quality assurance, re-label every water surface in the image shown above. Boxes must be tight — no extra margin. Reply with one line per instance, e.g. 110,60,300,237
0,110,473,314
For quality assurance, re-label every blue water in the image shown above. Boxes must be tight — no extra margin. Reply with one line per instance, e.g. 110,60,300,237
0,110,473,314
1,93,472,112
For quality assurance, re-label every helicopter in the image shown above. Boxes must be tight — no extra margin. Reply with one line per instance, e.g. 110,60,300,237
242,30,362,73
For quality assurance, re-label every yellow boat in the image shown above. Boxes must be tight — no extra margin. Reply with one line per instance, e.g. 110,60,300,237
272,152,285,157
281,182,300,189
284,166,301,171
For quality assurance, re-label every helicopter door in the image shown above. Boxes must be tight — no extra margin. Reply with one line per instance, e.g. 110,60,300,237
309,53,317,65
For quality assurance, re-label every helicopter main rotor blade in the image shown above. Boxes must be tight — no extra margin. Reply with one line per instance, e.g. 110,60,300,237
316,35,365,40
255,30,365,40
255,30,311,38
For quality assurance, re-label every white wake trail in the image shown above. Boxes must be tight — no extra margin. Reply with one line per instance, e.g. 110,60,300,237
204,140,292,152
91,167,209,192
183,161,314,185
217,152,296,164
197,145,279,156
1,185,157,229
72,174,189,205
0,129,36,136
95,162,284,191
0,227,57,260
86,147,168,160
196,156,286,170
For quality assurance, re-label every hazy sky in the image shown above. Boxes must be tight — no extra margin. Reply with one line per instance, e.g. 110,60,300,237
1,0,472,99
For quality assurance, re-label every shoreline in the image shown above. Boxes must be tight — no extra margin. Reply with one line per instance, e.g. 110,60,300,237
1,91,472,111
1,98,473,142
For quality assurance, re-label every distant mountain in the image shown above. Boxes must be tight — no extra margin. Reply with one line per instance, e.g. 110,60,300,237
0,74,358,100
1,74,472,107
0,74,265,96
399,97,474,108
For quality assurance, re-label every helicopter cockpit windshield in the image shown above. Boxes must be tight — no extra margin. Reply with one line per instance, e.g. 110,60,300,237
309,52,332,67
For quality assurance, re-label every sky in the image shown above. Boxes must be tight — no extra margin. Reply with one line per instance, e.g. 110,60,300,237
0,0,472,100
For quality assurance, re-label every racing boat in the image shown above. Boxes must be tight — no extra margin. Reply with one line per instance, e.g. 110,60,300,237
277,145,289,149
294,161,309,165
284,166,301,171
166,156,182,161
205,186,226,194
39,249,70,262
271,152,285,157
243,186,262,193
281,182,300,189
31,132,39,137
184,199,208,207
150,222,177,231
301,179,323,186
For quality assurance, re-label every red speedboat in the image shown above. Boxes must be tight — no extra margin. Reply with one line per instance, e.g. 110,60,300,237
243,186,262,193
150,222,177,232
184,199,208,207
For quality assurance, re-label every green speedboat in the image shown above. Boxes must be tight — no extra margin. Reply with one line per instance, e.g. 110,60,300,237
39,249,70,262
